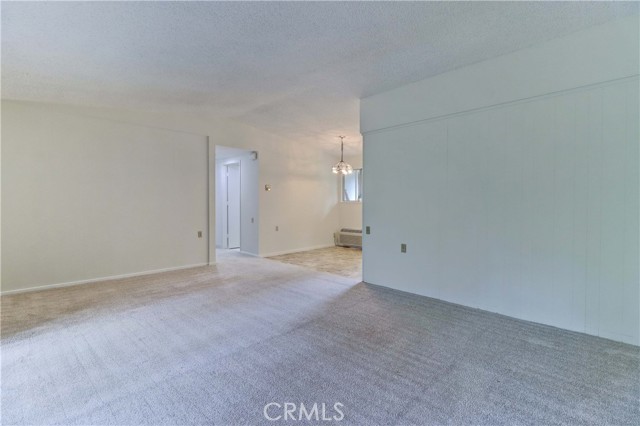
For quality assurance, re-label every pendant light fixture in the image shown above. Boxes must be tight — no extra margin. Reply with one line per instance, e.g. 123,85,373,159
332,136,353,175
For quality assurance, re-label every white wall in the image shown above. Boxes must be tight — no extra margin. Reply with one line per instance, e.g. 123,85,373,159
361,17,639,345
338,154,363,230
2,101,209,293
2,99,339,292
79,104,340,258
257,143,338,257
215,152,259,255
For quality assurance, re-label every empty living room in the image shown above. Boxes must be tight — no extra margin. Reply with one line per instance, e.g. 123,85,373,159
1,2,639,425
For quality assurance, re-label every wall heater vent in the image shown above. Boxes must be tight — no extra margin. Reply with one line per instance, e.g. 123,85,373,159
334,228,362,248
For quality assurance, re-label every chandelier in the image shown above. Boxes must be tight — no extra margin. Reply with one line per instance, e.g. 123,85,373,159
332,136,353,175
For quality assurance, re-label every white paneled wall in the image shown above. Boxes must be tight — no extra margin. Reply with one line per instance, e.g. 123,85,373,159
363,77,639,344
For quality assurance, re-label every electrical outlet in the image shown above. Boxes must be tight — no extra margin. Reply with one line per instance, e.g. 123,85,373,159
197,231,203,238
366,226,371,235
275,226,279,231
401,243,407,253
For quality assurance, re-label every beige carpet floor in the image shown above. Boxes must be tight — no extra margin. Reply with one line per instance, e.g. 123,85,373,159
268,246,362,279
1,250,638,425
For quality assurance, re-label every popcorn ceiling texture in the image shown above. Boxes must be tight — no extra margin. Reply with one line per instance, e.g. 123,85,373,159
1,2,637,145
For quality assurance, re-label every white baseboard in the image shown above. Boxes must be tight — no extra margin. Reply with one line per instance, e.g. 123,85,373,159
0,263,209,296
261,244,335,258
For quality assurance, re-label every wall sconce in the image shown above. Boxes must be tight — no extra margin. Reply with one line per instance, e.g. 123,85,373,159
264,184,272,191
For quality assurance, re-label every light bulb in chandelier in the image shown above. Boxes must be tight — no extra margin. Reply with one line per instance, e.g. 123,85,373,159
332,136,353,175
332,161,353,175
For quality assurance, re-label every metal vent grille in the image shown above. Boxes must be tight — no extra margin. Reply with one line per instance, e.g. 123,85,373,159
340,228,362,234
334,229,362,248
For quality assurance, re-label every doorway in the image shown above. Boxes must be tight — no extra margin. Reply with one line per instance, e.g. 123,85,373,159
225,163,241,249
214,145,259,254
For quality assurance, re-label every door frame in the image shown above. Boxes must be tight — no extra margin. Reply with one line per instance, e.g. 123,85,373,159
224,162,241,249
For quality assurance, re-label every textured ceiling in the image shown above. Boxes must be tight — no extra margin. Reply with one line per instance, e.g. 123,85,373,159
2,1,637,152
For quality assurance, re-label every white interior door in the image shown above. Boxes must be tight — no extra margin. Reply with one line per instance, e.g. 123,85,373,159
226,163,241,249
